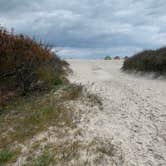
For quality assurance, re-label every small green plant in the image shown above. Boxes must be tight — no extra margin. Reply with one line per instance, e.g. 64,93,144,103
33,151,55,166
0,149,13,164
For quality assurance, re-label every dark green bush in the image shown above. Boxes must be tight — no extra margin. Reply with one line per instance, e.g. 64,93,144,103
122,47,166,74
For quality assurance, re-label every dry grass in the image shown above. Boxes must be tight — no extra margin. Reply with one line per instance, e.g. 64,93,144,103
86,93,103,110
0,79,104,165
23,139,83,166
22,136,124,166
84,138,124,166
0,84,83,165
0,147,21,165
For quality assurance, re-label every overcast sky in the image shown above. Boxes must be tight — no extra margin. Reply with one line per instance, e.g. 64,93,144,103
1,0,166,58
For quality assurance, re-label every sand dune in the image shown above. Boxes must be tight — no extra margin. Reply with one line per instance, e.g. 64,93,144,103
68,59,166,166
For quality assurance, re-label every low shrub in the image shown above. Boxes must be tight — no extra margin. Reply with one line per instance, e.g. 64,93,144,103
122,47,166,75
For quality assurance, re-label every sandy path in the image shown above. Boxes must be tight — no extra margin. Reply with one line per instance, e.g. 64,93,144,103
68,60,166,166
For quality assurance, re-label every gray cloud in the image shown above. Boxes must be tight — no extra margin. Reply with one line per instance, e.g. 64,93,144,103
1,0,166,58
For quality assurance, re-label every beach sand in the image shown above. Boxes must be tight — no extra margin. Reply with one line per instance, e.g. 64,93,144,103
68,59,166,166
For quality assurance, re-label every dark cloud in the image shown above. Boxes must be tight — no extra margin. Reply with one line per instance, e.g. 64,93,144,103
0,0,166,58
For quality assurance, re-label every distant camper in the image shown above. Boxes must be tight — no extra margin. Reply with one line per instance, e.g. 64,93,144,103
113,56,120,60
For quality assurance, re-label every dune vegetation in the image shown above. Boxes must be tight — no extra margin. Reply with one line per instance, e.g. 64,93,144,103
0,27,85,165
122,47,166,75
0,26,104,166
0,26,69,106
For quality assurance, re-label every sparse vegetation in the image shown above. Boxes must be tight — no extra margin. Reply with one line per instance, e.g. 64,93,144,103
23,136,123,166
122,47,166,75
32,150,56,166
0,85,82,148
0,26,86,165
0,149,13,164
0,83,84,165
23,139,83,166
0,148,21,165
0,26,106,166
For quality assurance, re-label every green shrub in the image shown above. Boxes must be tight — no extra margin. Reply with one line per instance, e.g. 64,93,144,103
0,149,13,164
122,47,166,75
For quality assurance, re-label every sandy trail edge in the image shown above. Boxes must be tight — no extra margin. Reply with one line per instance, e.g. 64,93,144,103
67,59,166,166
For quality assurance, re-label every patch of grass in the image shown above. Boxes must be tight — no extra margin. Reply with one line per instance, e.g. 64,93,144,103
86,138,124,165
0,84,82,150
0,149,13,164
51,141,81,162
24,140,82,165
31,142,41,151
33,151,56,166
0,148,20,165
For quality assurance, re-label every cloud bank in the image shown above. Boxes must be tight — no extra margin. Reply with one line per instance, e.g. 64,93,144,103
1,0,166,58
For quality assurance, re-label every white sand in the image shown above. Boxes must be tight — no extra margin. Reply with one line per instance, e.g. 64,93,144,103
68,59,166,166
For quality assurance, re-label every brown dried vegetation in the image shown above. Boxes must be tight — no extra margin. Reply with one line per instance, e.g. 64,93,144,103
0,26,68,106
